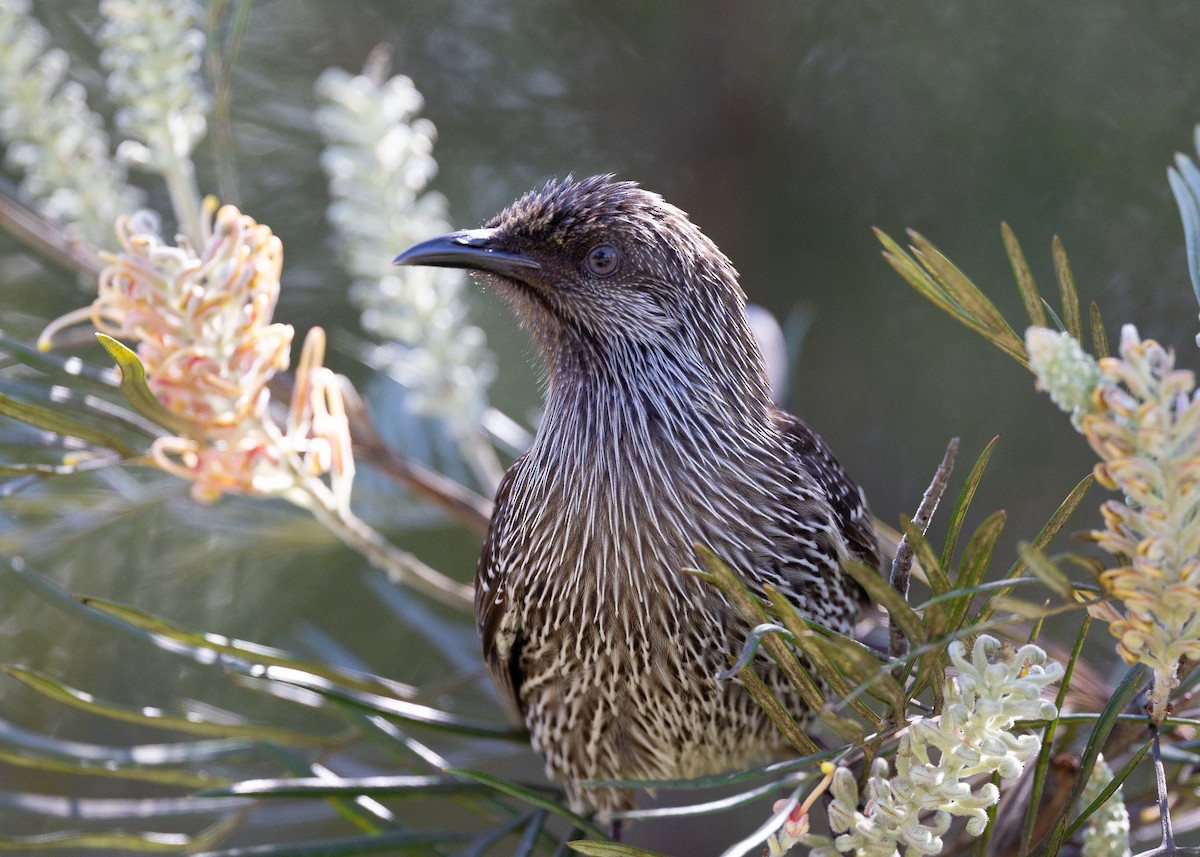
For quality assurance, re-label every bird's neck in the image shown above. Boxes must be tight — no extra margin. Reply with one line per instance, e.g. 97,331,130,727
535,337,778,469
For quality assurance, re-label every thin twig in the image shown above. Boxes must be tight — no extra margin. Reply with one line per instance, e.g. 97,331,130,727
1149,723,1176,857
301,486,474,611
889,437,959,661
346,394,493,535
0,191,103,277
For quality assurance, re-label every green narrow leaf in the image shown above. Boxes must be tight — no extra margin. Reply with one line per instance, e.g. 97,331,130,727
251,665,525,739
83,597,418,700
899,516,952,640
841,558,926,646
804,632,905,717
693,551,868,742
568,843,668,857
900,516,949,597
736,667,824,755
758,603,861,717
1037,663,1148,855
1021,613,1093,855
0,832,190,852
940,436,1000,571
1052,236,1082,341
1063,739,1150,840
192,829,468,856
980,473,1094,621
766,590,890,723
1,665,330,747
874,228,959,315
945,509,1007,633
691,546,826,712
197,774,489,799
1019,543,1073,599
0,744,220,788
0,392,134,457
875,228,1002,342
907,231,1028,364
449,768,610,842
1002,222,1046,327
95,333,195,437
910,232,1014,335
1089,301,1109,359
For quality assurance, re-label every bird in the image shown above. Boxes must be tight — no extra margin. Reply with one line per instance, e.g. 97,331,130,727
393,175,880,820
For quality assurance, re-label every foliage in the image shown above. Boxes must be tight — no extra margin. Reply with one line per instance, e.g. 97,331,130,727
0,3,1198,857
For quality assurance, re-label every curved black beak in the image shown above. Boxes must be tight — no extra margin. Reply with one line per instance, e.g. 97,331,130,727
392,228,540,279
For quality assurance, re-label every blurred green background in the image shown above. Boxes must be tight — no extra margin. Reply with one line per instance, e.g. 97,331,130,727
2,1,1199,852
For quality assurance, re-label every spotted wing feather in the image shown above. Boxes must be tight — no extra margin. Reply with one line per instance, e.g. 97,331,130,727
476,452,530,721
772,406,881,573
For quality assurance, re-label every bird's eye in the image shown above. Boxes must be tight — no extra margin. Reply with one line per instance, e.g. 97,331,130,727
585,243,621,278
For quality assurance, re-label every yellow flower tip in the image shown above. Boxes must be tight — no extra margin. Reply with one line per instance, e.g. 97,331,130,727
819,761,835,776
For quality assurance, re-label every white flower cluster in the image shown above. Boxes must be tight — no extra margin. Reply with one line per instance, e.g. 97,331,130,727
789,636,1061,857
0,0,142,251
314,64,495,447
1026,326,1104,429
98,0,208,168
1079,756,1131,857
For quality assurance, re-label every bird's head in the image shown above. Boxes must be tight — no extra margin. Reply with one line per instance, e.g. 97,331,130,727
394,175,768,402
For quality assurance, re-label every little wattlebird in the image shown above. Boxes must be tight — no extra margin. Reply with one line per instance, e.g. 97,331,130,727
393,175,881,821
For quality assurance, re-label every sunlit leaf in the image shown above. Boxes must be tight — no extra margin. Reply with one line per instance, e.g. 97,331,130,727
0,392,134,456
0,743,220,788
1,666,330,747
249,665,525,740
197,774,489,799
0,831,190,852
95,333,195,437
83,597,418,700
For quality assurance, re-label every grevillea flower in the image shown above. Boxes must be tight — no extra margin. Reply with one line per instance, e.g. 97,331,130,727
778,636,1061,857
40,203,352,509
1027,324,1200,720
